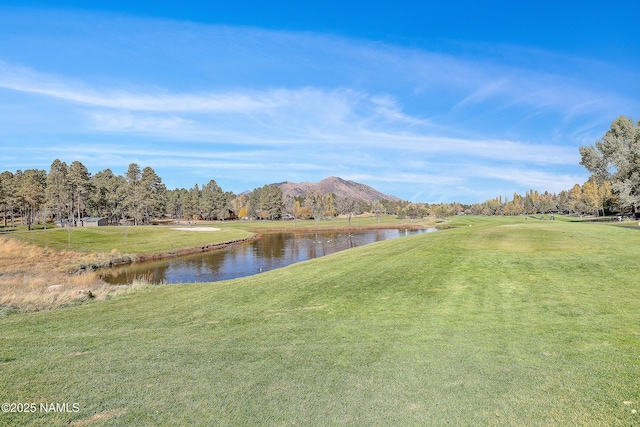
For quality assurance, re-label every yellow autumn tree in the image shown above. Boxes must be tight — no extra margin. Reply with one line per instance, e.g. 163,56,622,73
581,178,600,215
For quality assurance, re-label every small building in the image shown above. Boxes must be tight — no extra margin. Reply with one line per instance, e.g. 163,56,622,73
80,217,108,227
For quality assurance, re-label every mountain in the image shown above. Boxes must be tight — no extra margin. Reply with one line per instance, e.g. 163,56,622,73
273,176,402,203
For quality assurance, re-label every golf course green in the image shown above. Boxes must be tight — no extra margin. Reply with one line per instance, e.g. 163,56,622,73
1,215,639,425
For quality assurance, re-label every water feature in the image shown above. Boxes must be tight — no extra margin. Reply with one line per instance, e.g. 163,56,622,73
101,227,436,285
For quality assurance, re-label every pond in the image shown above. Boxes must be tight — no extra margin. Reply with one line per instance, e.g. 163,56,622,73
101,227,437,285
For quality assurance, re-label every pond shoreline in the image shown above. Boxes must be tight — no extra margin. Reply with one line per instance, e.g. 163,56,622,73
246,222,439,233
132,234,261,263
101,226,438,285
92,223,439,275
131,223,439,261
79,235,261,274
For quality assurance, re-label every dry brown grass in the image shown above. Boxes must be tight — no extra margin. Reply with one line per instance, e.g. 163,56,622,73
0,236,121,313
69,409,123,426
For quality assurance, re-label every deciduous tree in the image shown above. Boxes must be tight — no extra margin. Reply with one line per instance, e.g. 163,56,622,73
568,184,585,214
371,200,386,224
283,194,298,227
305,189,325,227
580,116,640,213
336,197,358,227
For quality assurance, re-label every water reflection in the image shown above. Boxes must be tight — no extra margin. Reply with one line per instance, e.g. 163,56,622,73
102,228,436,285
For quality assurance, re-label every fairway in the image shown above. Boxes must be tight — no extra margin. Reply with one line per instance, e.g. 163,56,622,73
1,216,639,425
9,225,254,254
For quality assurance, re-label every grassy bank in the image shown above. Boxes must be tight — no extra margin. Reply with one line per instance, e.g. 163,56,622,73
10,225,254,254
228,214,437,232
5,215,428,255
1,216,419,313
1,226,255,313
1,216,639,425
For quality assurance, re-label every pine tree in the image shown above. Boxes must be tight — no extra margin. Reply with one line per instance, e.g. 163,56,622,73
124,163,142,225
45,159,69,224
68,161,92,226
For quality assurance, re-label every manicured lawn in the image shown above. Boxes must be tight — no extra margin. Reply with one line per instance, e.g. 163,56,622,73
1,216,639,425
221,215,435,231
9,225,254,254
6,215,428,254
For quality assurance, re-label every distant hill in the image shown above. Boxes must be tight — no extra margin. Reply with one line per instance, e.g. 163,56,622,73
273,176,402,203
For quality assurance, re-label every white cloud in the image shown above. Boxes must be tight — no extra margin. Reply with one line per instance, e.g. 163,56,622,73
0,15,637,202
86,112,193,132
474,166,583,193
455,79,511,108
357,132,578,165
0,62,295,113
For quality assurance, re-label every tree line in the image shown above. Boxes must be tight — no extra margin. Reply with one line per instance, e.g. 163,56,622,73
426,115,639,219
425,178,612,218
0,160,392,229
0,161,169,230
1,116,638,229
0,157,621,231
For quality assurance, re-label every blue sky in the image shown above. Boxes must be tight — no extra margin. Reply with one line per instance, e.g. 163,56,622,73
1,1,639,203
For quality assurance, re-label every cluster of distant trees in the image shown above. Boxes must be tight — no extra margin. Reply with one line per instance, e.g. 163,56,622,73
0,158,624,231
429,115,640,219
423,178,613,218
0,161,170,230
0,160,396,229
1,116,638,229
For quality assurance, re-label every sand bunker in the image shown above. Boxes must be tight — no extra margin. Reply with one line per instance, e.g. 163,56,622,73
171,227,221,232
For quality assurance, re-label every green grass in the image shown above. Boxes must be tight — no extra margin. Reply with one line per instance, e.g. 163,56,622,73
9,225,255,254
6,215,428,255
233,215,434,230
1,216,639,425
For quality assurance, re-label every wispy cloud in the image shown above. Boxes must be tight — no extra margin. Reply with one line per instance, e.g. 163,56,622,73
0,62,298,113
474,166,583,193
18,89,574,164
455,79,511,108
0,11,638,202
